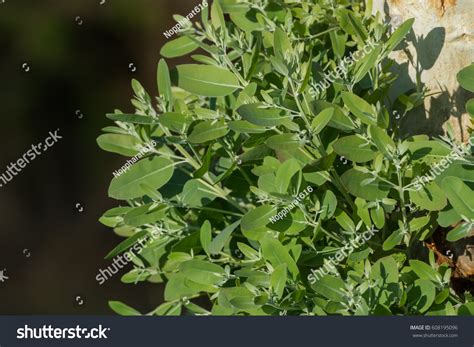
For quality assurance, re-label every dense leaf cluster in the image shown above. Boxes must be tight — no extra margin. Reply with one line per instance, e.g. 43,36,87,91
98,0,473,316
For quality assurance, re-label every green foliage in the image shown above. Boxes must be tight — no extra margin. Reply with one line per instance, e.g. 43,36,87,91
457,63,474,117
100,0,473,316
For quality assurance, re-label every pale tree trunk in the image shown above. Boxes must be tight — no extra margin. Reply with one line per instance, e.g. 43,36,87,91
372,0,474,142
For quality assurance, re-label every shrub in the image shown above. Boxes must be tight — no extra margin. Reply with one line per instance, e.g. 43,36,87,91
98,0,473,316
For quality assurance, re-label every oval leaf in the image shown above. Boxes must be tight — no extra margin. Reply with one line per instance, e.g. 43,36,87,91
108,157,175,200
161,36,199,58
237,103,288,127
188,120,229,143
174,64,240,97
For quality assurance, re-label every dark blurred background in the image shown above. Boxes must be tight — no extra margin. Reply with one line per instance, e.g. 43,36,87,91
0,0,193,314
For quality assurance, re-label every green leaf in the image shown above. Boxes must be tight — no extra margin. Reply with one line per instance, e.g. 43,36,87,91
446,222,472,242
274,158,301,194
270,56,289,76
329,30,346,58
153,302,182,316
457,63,474,92
237,103,288,127
123,203,167,227
333,135,376,163
409,215,430,231
434,288,450,305
273,27,291,60
218,287,255,311
109,301,141,316
260,235,299,278
241,205,276,231
434,161,474,184
208,221,240,255
157,59,172,104
97,134,141,157
200,220,212,255
353,43,381,83
265,133,302,151
188,120,229,143
230,10,264,33
320,190,338,220
161,36,199,58
106,113,154,125
347,12,368,42
409,260,441,283
105,230,148,259
466,99,474,117
270,264,287,299
458,302,474,315
385,18,414,53
229,120,266,134
437,207,462,227
181,179,219,207
355,198,371,227
312,101,355,131
179,260,226,285
370,256,399,283
237,242,259,260
369,125,395,157
310,275,346,301
382,229,403,251
461,99,474,120
174,64,240,97
335,210,356,232
218,0,248,13
406,139,451,163
211,0,226,29
410,182,447,211
159,112,191,133
194,146,212,178
341,91,377,125
164,273,200,301
440,176,474,219
121,269,149,284
341,169,391,200
407,279,435,313
311,108,334,134
370,204,385,229
108,157,175,200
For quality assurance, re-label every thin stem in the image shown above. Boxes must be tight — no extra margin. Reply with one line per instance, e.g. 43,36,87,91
396,162,409,234
223,54,248,87
330,169,357,211
289,79,312,129
295,27,339,41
